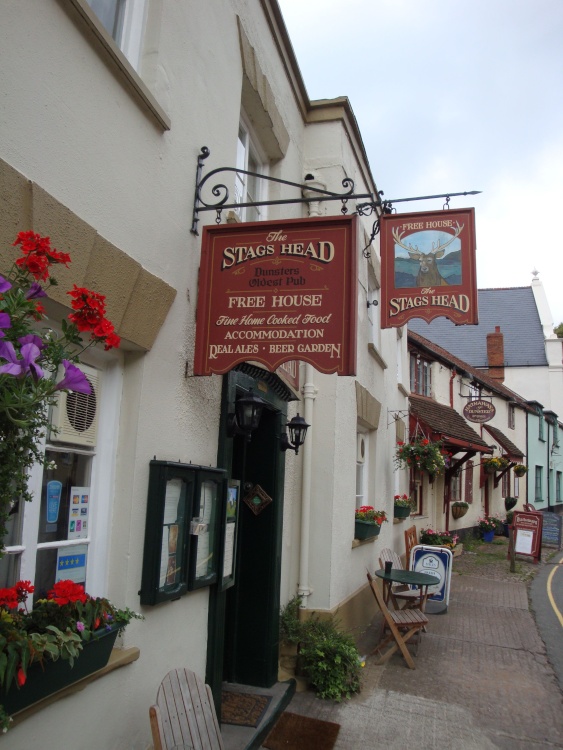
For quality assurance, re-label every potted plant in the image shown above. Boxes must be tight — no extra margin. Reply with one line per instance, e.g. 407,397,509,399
504,496,517,512
513,464,528,477
395,438,446,476
0,232,120,555
451,500,469,520
0,579,142,728
419,528,458,549
354,506,387,540
482,456,509,474
393,494,413,520
477,516,498,542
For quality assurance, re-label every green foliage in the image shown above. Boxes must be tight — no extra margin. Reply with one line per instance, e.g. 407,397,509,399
279,597,361,701
554,322,563,338
298,619,362,701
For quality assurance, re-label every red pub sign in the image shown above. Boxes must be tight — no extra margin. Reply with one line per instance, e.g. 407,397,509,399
193,215,358,376
380,208,478,328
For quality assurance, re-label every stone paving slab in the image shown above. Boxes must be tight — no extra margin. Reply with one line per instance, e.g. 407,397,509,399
272,572,563,749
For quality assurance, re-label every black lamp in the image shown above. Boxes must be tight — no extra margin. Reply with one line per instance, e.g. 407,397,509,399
227,389,267,442
281,413,310,455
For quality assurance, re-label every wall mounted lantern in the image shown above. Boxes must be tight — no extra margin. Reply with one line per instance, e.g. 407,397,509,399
280,413,310,455
227,389,267,442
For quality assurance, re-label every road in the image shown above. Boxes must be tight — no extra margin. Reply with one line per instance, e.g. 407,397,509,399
531,550,563,691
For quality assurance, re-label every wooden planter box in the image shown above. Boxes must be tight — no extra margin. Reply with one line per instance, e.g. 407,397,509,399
2,626,121,715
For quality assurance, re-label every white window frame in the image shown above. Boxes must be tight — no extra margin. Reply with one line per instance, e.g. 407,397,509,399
356,431,369,508
235,116,268,223
86,0,148,70
5,353,123,599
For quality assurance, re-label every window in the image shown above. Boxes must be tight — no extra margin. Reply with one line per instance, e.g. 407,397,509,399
356,432,369,508
0,356,121,599
539,416,545,441
501,469,509,499
535,466,543,501
450,471,461,502
508,403,515,430
514,475,519,498
409,354,431,396
86,0,147,70
557,472,562,503
464,460,474,503
468,382,480,401
410,468,424,515
235,120,266,222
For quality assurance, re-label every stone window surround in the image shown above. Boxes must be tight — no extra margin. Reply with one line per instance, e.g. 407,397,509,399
1,158,176,352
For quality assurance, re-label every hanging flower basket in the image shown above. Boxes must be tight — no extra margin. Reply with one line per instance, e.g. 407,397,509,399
395,438,446,476
451,501,469,520
513,464,528,477
482,456,509,474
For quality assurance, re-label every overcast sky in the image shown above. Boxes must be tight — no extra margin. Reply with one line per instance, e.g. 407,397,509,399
277,0,563,326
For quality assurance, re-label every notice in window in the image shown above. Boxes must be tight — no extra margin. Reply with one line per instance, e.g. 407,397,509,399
67,486,90,540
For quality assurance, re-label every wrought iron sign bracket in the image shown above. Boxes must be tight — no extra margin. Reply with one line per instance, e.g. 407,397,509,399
190,147,481,254
190,147,374,235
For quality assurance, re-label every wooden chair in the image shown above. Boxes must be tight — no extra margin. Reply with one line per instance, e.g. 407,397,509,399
367,572,428,670
150,668,224,750
378,548,421,609
404,525,418,566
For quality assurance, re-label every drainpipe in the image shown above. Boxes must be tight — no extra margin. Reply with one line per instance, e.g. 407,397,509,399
297,365,317,607
297,177,323,608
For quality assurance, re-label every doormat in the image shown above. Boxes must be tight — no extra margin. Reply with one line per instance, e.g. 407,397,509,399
221,691,272,727
263,712,341,750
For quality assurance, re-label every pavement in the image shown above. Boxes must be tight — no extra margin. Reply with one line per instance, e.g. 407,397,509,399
219,538,563,750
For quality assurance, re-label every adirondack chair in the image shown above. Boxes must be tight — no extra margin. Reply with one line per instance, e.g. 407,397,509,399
367,572,428,669
150,668,224,750
378,548,421,608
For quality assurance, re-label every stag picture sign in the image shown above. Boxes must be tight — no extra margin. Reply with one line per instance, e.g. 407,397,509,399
380,208,478,328
193,215,357,376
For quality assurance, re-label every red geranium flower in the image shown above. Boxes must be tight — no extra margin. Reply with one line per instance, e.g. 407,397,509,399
0,587,18,609
16,666,27,687
47,580,88,605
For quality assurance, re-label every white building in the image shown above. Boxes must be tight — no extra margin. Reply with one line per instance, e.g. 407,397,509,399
0,2,408,747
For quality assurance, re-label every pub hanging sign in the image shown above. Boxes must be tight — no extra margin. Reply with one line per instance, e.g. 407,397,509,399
193,215,358,376
380,208,478,328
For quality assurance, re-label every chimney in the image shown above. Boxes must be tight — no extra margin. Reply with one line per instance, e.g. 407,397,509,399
486,326,505,381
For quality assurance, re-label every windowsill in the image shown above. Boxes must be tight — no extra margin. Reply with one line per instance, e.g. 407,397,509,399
367,343,388,369
397,382,409,397
10,647,140,728
65,0,171,130
352,536,378,548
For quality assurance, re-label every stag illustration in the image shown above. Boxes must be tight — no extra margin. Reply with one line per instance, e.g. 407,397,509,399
393,222,464,287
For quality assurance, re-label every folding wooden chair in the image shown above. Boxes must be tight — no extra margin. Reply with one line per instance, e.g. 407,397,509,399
404,525,418,566
150,668,224,750
367,572,428,670
378,548,421,609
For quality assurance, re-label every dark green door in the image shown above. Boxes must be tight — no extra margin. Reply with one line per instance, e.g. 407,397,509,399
206,369,288,708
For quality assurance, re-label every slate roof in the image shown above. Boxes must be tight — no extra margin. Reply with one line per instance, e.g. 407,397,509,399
483,425,524,459
408,330,532,411
409,393,491,450
408,287,548,368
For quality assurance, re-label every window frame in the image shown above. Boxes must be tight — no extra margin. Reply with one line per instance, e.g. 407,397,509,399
2,353,122,599
535,465,543,502
409,353,432,397
235,117,268,223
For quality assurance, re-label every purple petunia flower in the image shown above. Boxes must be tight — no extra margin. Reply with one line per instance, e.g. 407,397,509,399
19,334,44,351
0,276,12,294
0,340,44,380
0,312,11,334
55,360,92,394
25,282,47,300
